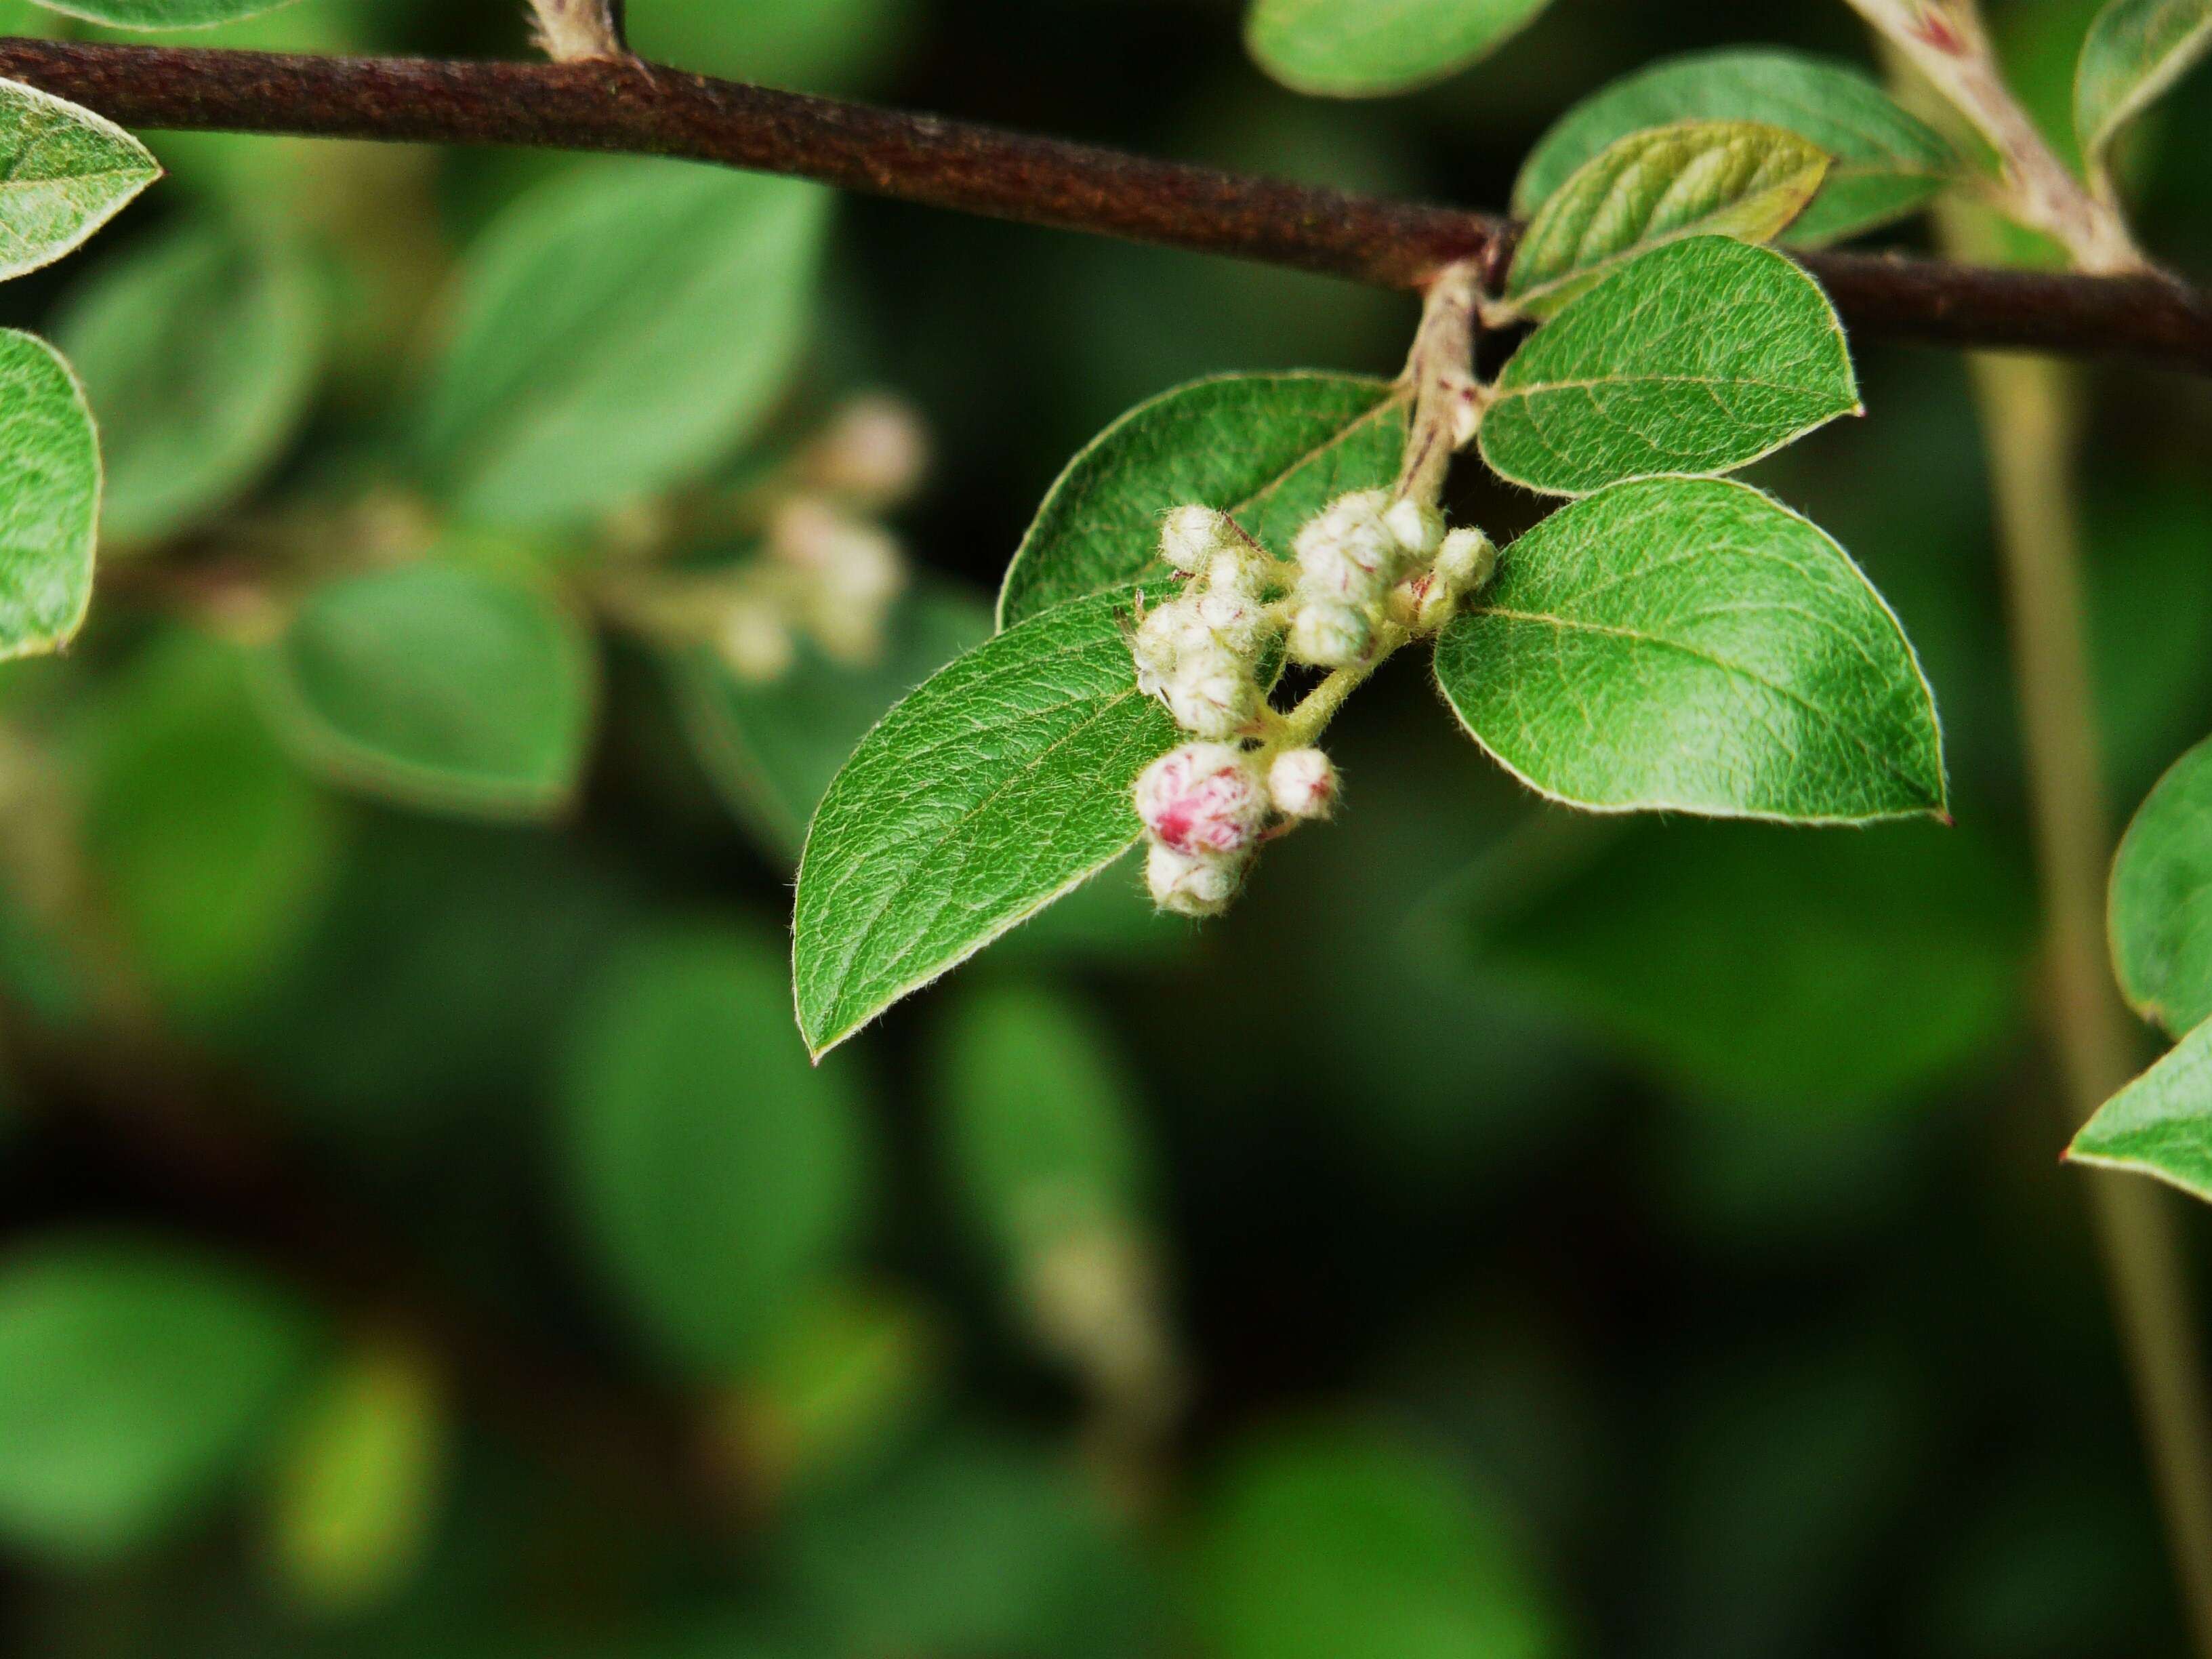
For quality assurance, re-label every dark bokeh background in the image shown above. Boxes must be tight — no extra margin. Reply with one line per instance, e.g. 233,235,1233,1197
1,0,2209,1655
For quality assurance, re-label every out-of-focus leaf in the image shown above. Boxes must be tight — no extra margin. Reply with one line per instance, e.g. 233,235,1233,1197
1514,49,1957,244
2110,733,2212,1040
32,0,295,22
0,329,98,661
267,1338,443,1614
257,562,596,821
0,1235,320,1561
57,220,321,545
782,1432,1157,1659
1507,121,1828,319
415,161,829,527
0,80,157,280
792,593,1178,1059
1480,237,1860,497
562,925,871,1376
997,372,1404,627
1474,817,2024,1111
670,581,991,859
1244,0,1554,98
2076,0,2212,188
2068,1015,2212,1201
935,981,1148,1258
87,630,340,1025
1434,478,1946,823
626,0,916,91
1192,1426,1559,1659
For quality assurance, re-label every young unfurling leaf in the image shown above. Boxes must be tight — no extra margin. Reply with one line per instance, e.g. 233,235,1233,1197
2076,0,2212,194
1244,0,1555,98
2068,1016,2212,1203
1433,477,1945,823
997,373,1405,627
2110,733,2212,1039
1506,121,1830,319
1479,237,1859,498
1514,49,1956,245
0,80,158,280
793,593,1179,1057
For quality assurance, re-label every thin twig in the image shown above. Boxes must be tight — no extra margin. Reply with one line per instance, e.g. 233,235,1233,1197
0,39,2208,371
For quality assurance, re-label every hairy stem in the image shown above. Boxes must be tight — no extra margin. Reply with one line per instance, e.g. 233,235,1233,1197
0,39,2209,370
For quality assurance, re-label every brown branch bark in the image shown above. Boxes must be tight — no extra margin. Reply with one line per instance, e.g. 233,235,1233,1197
0,38,2209,373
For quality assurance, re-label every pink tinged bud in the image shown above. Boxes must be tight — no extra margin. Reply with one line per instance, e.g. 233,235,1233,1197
1268,747,1337,821
806,394,930,506
1166,665,1258,739
1160,505,1231,575
1145,841,1243,918
773,499,907,610
1387,569,1442,630
1195,589,1264,655
1134,742,1267,855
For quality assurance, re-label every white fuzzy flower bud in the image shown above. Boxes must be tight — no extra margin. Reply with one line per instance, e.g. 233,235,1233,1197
1268,747,1338,821
1288,598,1372,668
1204,543,1271,602
1134,741,1267,855
802,394,930,508
1195,588,1265,656
1160,505,1232,575
1145,841,1244,918
1384,498,1443,559
1436,527,1497,594
1164,653,1259,739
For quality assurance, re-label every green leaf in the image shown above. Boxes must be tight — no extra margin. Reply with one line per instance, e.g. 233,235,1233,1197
793,592,1178,1058
671,582,992,859
2110,733,2212,1038
88,630,340,1027
29,0,296,27
0,79,158,279
562,926,872,1376
2068,1015,2212,1204
998,372,1405,628
1193,1427,1560,1659
1244,0,1554,97
1506,121,1830,320
2075,0,2212,187
935,983,1149,1259
56,219,321,545
1514,49,1957,245
0,1235,319,1561
1473,819,2024,1111
1433,477,1946,822
414,159,830,527
256,562,597,821
0,329,99,660
1479,237,1859,498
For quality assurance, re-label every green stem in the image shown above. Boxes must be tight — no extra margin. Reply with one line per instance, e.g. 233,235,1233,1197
1271,628,1408,750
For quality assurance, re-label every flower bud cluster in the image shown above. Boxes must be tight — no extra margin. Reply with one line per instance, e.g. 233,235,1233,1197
1287,492,1498,666
1128,508,1275,741
1134,739,1336,917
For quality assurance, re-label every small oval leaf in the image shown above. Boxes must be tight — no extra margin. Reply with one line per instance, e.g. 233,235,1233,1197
257,562,597,820
2076,0,2212,188
0,329,100,661
0,79,158,279
2069,1015,2212,1204
2110,733,2212,1038
28,0,298,28
794,592,1178,1057
1514,49,1956,245
1507,121,1829,320
1244,0,1555,98
1480,237,1860,499
1434,476,1946,823
998,373,1405,628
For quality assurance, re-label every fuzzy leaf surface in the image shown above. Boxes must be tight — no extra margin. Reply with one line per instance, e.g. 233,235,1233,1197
794,592,1177,1057
998,373,1404,627
258,563,596,820
1479,237,1858,498
0,80,157,279
1433,476,1945,822
414,160,829,527
58,220,320,544
1507,121,1828,319
0,329,99,660
2076,0,2212,184
2110,733,2212,1038
1514,49,1955,243
2069,1016,2212,1204
1244,0,1554,97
